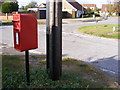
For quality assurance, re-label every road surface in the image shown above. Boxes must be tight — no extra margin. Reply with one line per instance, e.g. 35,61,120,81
0,17,119,78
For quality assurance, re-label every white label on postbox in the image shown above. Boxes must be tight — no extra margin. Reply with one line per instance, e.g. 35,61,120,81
16,32,19,45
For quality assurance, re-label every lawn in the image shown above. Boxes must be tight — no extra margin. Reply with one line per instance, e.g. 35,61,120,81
2,20,13,25
1,20,46,25
78,24,120,39
63,17,102,22
2,55,118,88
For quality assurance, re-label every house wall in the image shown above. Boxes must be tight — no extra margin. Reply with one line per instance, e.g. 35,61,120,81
82,4,96,10
62,0,76,18
38,10,46,19
62,0,75,10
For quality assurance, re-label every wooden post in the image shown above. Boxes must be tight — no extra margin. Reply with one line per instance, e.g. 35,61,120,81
6,13,8,20
46,0,62,80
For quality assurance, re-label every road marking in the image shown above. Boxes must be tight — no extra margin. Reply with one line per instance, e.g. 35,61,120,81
101,68,116,74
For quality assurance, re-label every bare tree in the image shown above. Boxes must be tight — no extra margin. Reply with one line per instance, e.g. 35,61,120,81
107,0,120,15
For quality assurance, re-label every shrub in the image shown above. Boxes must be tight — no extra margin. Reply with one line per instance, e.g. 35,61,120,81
2,2,18,13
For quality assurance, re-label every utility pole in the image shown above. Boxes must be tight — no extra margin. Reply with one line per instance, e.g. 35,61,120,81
46,0,62,80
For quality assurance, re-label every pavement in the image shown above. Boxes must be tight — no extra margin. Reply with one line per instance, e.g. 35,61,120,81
0,17,119,78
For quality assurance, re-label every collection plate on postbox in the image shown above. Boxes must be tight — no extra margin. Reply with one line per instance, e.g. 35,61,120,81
13,14,38,52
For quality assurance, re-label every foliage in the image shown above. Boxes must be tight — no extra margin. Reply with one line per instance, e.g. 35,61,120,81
78,24,119,39
86,8,94,16
2,22,13,25
20,6,26,10
2,2,18,13
94,7,101,14
107,3,120,15
2,20,46,25
22,1,38,10
2,55,117,88
38,22,46,24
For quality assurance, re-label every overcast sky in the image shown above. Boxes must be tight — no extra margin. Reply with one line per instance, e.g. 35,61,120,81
17,0,113,8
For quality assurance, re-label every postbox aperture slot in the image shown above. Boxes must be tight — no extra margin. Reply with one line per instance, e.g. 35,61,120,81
12,20,19,22
15,32,19,45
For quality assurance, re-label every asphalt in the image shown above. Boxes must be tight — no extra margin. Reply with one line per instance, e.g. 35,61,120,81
0,17,119,78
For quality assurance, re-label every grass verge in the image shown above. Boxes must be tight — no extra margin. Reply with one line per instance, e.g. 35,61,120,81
2,20,13,25
2,55,118,88
64,17,101,21
1,20,46,25
78,24,120,39
37,22,46,24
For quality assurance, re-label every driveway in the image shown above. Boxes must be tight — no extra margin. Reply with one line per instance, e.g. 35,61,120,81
0,17,119,78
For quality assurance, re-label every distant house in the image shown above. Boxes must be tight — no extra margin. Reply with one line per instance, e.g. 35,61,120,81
101,4,108,12
28,0,86,19
62,0,86,18
28,8,46,19
39,3,46,8
81,4,96,10
0,0,18,12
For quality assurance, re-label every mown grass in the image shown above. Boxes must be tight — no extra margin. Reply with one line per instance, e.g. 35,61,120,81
64,17,101,21
1,20,46,25
37,22,46,24
2,20,13,25
2,55,117,88
78,24,120,39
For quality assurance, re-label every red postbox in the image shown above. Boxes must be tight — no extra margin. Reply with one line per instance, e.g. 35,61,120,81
13,14,38,52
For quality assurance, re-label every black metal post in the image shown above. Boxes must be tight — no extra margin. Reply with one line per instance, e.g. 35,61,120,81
46,0,50,70
25,50,30,85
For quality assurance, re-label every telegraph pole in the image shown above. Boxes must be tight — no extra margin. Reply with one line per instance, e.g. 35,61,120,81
46,0,62,80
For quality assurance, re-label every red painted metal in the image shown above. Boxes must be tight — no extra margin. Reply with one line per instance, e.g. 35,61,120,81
13,14,38,52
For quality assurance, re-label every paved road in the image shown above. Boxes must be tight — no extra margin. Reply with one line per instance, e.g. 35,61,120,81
0,17,119,77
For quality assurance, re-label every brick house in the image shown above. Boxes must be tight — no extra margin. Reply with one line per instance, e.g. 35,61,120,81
28,0,86,19
101,4,108,12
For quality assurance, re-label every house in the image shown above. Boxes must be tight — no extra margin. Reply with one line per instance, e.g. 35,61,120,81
101,4,111,16
28,8,46,19
62,0,86,18
28,0,86,19
101,4,108,12
0,0,18,12
38,3,46,8
81,4,96,10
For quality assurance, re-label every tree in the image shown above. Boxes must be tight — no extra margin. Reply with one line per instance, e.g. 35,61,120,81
86,8,94,16
2,2,18,13
21,1,38,10
106,4,114,15
107,0,120,15
94,7,100,14
106,2,120,15
26,1,38,8
12,3,18,11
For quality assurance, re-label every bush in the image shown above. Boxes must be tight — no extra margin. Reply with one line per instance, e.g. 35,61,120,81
94,14,100,17
2,2,18,13
86,8,94,16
